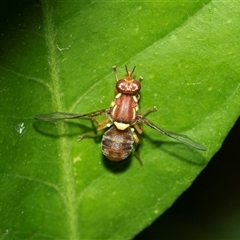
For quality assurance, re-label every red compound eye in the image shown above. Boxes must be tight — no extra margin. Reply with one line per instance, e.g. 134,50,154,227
116,79,141,94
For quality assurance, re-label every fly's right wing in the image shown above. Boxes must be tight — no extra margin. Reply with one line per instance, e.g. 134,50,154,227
137,114,207,151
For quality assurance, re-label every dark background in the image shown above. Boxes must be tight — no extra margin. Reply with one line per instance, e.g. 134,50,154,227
135,117,240,239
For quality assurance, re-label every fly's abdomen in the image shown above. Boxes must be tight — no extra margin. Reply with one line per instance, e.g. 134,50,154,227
102,126,134,161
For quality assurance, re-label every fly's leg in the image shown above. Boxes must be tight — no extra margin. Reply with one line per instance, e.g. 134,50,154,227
141,106,157,117
78,118,111,141
131,128,143,166
134,107,157,134
112,65,119,81
133,123,143,134
96,118,112,131
131,108,157,165
112,66,120,95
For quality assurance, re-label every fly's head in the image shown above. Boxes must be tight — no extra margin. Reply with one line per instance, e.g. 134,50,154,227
116,66,142,94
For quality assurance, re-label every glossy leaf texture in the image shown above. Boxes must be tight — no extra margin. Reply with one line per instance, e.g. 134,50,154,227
0,1,239,239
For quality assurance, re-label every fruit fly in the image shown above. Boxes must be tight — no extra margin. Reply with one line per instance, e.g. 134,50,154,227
34,66,206,165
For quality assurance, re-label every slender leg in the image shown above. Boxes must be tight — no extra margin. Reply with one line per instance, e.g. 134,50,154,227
96,118,111,131
131,128,143,165
133,123,143,134
78,132,97,141
141,106,157,117
78,118,111,141
134,107,157,135
131,107,157,165
134,148,143,166
112,66,118,81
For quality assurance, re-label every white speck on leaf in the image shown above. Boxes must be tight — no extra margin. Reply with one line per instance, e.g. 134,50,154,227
16,123,25,135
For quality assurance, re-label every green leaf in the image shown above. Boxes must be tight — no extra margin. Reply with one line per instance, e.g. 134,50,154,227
0,1,239,239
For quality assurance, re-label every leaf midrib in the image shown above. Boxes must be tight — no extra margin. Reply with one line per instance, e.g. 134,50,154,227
42,1,79,239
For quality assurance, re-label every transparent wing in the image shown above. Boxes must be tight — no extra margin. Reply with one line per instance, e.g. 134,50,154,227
34,108,110,121
138,115,206,151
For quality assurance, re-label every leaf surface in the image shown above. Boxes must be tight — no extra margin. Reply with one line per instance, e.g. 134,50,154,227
0,1,239,239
